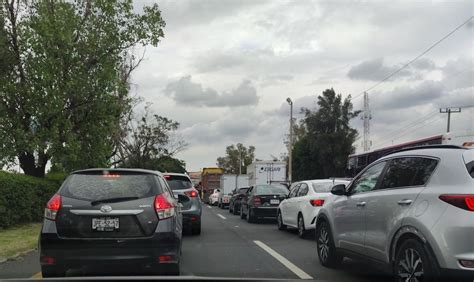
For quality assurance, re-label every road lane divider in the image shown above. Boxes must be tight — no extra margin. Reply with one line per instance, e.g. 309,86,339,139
207,205,212,209
253,240,313,280
217,214,226,220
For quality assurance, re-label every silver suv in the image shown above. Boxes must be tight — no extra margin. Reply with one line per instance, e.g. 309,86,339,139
315,146,474,281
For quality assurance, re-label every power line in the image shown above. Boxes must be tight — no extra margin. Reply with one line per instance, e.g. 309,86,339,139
352,16,474,100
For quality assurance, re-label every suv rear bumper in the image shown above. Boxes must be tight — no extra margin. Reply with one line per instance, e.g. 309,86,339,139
251,207,278,218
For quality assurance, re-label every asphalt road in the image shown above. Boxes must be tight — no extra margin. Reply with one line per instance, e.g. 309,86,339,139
0,204,392,281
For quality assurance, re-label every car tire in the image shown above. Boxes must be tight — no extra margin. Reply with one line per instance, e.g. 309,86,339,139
164,263,180,276
233,204,239,215
247,207,255,223
316,221,343,267
191,221,201,235
394,238,440,282
277,210,287,231
297,214,306,238
41,266,66,277
240,206,246,219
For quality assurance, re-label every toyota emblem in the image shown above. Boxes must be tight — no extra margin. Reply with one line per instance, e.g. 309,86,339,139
100,205,112,213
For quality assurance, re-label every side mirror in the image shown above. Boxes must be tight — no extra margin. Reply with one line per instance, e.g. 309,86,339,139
331,184,346,196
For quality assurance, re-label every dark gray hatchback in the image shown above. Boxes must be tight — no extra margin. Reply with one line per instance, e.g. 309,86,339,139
39,168,183,277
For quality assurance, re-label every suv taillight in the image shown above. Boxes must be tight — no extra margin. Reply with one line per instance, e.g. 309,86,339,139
44,194,61,220
154,193,176,219
253,196,261,206
184,190,198,198
439,194,474,211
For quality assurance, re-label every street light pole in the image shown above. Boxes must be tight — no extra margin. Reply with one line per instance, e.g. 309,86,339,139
286,97,293,184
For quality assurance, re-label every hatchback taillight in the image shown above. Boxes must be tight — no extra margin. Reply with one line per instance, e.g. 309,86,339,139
185,190,198,198
44,194,61,220
154,193,176,219
253,196,261,206
439,194,474,211
310,199,325,207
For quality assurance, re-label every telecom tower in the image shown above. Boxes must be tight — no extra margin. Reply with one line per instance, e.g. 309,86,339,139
362,92,372,152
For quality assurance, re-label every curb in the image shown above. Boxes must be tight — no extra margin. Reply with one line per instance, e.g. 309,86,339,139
0,248,37,264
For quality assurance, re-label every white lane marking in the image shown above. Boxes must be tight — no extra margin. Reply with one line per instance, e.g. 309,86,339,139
253,240,313,280
207,205,212,209
217,214,226,220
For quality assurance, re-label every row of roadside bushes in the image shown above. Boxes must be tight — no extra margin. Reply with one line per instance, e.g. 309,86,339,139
0,171,67,229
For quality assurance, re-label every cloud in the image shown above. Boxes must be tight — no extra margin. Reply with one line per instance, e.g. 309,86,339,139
347,58,413,81
374,81,445,110
441,57,474,90
164,76,259,107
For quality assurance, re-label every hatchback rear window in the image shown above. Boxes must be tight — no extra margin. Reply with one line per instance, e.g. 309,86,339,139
164,175,193,190
61,173,159,201
255,185,288,195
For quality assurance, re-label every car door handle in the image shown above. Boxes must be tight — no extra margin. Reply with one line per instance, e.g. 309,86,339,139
356,201,366,207
397,199,413,206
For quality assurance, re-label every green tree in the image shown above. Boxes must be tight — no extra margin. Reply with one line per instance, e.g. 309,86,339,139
116,105,187,171
293,88,360,180
0,0,165,177
217,143,255,174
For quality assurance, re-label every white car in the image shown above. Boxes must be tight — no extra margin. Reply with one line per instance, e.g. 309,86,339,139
208,189,220,206
277,179,350,237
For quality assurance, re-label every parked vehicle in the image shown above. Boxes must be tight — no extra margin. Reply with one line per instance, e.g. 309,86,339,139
39,169,183,277
228,187,250,215
163,173,202,235
240,185,288,223
316,146,474,281
218,174,249,208
208,189,220,206
278,179,350,237
247,161,287,187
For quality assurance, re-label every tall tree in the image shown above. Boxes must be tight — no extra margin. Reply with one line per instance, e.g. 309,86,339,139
116,104,187,171
293,88,360,180
0,0,165,177
217,143,255,174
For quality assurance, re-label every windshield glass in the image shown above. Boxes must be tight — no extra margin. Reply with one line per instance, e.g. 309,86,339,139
255,185,288,195
165,175,193,190
61,173,158,201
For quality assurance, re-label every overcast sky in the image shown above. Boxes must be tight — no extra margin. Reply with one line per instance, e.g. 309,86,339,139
131,0,474,172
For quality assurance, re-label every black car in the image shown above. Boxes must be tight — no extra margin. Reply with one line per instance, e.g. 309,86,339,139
240,185,288,223
39,169,183,277
228,187,250,215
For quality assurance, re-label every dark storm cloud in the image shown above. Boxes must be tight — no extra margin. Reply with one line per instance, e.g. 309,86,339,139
164,76,259,107
347,58,413,81
374,81,444,110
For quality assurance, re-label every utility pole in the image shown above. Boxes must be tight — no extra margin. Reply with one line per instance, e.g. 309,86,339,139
361,92,372,152
439,107,461,132
286,97,293,184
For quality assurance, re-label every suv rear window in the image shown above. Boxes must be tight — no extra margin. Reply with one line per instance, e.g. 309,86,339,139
164,175,193,190
61,172,159,201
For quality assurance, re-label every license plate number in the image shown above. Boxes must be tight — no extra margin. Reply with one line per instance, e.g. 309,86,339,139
270,199,280,205
92,217,119,231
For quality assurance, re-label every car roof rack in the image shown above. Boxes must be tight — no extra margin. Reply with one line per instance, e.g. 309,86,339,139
386,144,467,156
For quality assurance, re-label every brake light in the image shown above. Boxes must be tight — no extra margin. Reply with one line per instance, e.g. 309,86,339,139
103,174,120,178
185,190,198,197
163,175,171,179
439,194,474,211
253,196,261,206
154,193,176,219
44,194,61,220
310,199,325,206
40,256,56,265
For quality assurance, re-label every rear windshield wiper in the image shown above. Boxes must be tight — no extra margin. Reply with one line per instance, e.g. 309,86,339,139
91,196,139,206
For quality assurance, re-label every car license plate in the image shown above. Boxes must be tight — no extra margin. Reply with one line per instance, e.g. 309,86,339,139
92,217,119,231
270,199,280,205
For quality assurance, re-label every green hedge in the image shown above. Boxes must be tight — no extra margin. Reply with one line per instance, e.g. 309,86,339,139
0,171,65,229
